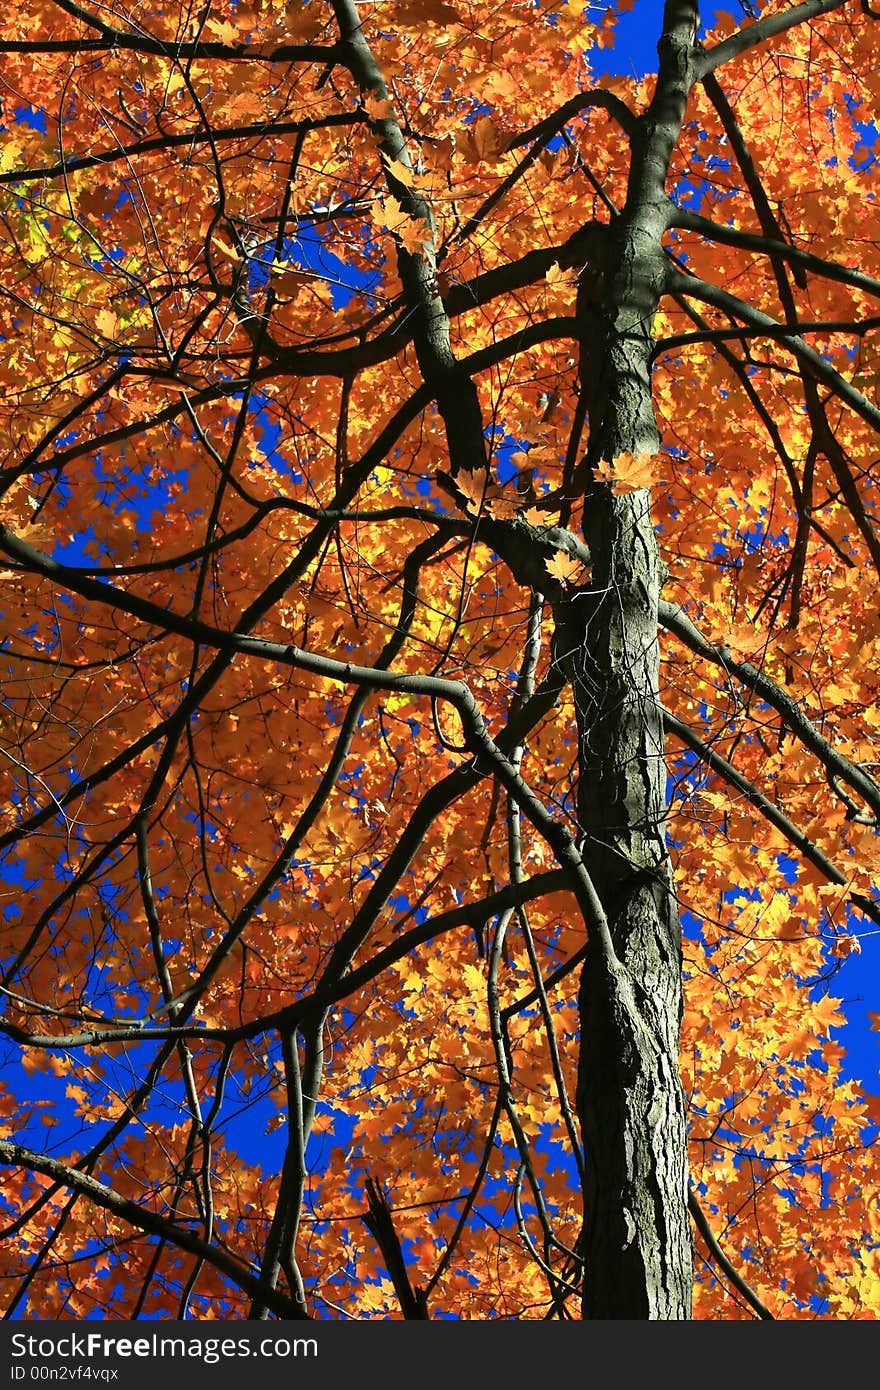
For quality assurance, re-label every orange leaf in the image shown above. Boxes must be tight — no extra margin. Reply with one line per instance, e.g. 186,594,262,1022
454,467,489,513
545,549,586,585
594,451,666,493
363,91,394,121
382,154,415,187
373,196,432,253
457,114,509,164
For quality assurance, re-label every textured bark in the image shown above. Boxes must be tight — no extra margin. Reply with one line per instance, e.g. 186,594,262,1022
567,1,700,1319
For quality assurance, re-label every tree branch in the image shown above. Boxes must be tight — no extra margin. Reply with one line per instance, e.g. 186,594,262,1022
362,1178,429,1318
688,1188,774,1319
17,0,337,61
659,601,880,821
695,0,848,78
668,207,880,303
0,1141,307,1318
665,267,880,435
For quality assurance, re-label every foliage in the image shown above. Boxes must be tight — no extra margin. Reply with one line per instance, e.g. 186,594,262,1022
0,0,879,1319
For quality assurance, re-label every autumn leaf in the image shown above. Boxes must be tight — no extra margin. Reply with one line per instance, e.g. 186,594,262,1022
544,260,580,308
545,549,587,586
544,262,579,291
812,994,846,1033
267,264,311,299
484,494,518,520
457,114,509,164
94,308,119,339
723,622,768,659
205,18,239,43
594,451,666,493
381,154,415,187
211,235,243,264
829,934,862,958
460,961,485,994
363,90,394,122
453,467,489,513
372,195,432,253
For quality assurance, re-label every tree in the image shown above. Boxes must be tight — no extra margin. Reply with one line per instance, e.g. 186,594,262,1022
0,0,878,1321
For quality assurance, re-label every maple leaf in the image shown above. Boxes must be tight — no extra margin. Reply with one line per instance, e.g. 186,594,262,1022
206,18,239,43
544,260,580,308
457,114,509,164
484,494,518,520
722,623,768,659
544,262,578,290
812,994,846,1033
381,154,415,187
593,451,666,493
829,934,862,958
522,505,548,526
211,236,242,263
373,195,432,253
94,308,119,339
267,265,310,300
545,549,587,586
363,90,394,121
460,961,484,993
453,467,489,513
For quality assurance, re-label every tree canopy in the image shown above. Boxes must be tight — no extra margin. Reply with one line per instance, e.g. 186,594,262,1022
0,0,879,1320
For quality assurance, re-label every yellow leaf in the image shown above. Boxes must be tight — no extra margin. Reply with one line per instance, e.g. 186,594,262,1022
545,261,579,291
211,236,242,263
0,137,26,174
812,993,845,1033
373,195,432,253
461,962,485,993
94,308,118,339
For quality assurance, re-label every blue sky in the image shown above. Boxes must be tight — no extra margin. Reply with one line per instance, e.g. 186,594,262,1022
591,1,713,76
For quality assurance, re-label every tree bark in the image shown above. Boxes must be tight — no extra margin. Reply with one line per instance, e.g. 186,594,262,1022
567,1,700,1319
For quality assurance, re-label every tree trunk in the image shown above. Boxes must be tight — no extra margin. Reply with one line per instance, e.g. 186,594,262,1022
568,2,700,1318
570,469,692,1318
